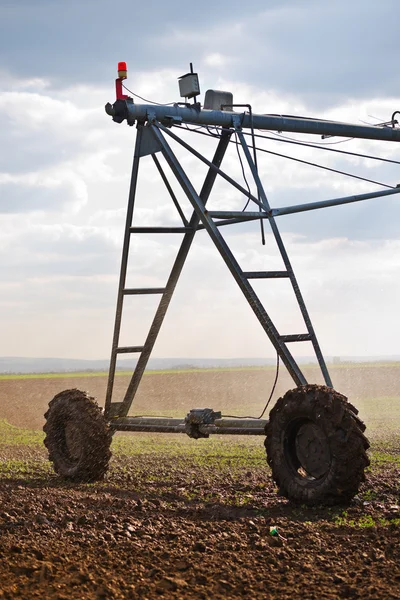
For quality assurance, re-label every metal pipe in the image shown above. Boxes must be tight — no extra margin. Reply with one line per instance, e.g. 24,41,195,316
158,123,264,210
207,211,269,219
104,126,144,418
106,101,400,142
118,130,233,417
112,424,266,435
271,186,400,217
110,416,268,436
114,424,187,433
151,124,308,387
152,154,189,226
197,216,261,230
130,226,193,233
214,418,268,429
202,427,266,435
236,125,332,388
114,417,184,427
206,186,400,221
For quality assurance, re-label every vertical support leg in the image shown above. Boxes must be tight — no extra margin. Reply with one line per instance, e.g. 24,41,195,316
152,154,189,226
105,126,144,417
116,130,233,417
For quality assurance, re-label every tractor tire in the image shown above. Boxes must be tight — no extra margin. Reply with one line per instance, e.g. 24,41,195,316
44,389,112,482
265,384,370,506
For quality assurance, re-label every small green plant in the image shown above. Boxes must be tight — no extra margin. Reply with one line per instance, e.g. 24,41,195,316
0,458,52,478
357,515,376,528
362,489,377,501
0,419,44,446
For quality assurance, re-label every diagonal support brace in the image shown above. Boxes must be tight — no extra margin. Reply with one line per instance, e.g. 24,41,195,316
150,123,308,387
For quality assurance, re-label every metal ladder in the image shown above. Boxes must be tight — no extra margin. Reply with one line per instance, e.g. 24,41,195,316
104,121,332,420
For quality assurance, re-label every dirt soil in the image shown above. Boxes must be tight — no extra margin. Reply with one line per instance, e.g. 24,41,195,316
0,444,399,599
0,368,399,598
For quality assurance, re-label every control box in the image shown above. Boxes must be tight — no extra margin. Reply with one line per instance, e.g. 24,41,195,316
178,72,200,99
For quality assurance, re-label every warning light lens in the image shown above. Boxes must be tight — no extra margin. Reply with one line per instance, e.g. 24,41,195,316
118,61,127,79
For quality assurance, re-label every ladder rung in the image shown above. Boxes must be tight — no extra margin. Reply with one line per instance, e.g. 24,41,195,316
280,334,312,343
130,227,193,234
123,288,166,295
243,271,289,279
116,346,144,354
207,211,269,219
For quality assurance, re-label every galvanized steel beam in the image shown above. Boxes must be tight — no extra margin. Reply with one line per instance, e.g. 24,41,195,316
106,100,400,141
116,128,233,418
150,123,308,387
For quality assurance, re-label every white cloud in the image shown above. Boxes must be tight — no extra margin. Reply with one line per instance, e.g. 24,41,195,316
1,24,400,364
203,53,230,69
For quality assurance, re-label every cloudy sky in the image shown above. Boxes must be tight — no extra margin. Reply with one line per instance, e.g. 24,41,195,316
1,0,400,365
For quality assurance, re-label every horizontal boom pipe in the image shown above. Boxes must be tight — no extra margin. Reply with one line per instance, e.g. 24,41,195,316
106,100,400,142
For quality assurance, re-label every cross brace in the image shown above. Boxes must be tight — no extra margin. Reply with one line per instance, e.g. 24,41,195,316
104,121,333,420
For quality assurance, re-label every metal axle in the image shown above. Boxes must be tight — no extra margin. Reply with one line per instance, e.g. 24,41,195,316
111,416,268,436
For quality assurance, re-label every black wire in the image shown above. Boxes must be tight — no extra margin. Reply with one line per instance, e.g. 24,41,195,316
247,108,266,245
181,122,400,167
132,353,279,421
234,131,252,211
251,146,395,189
181,125,253,200
206,125,221,138
222,353,280,420
253,131,400,166
267,130,355,146
183,123,205,132
178,125,396,189
265,113,341,122
258,353,280,419
121,83,175,106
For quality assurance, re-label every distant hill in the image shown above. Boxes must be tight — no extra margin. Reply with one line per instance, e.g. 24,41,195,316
0,355,399,374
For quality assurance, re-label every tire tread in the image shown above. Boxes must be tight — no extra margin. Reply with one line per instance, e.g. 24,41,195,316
265,384,370,505
43,389,112,482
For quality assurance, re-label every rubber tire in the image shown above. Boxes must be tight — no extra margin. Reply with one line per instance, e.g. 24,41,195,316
44,389,112,482
265,384,370,506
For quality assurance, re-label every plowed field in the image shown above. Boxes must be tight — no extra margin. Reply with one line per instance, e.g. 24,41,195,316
0,365,399,599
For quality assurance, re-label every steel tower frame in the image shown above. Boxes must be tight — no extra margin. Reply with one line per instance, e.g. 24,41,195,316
104,98,400,434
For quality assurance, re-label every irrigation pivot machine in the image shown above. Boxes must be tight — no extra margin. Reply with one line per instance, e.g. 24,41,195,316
44,64,400,505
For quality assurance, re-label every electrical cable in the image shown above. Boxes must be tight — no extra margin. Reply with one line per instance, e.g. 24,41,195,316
159,117,396,417
122,83,175,106
181,121,400,166
247,107,266,245
183,123,205,132
258,353,279,419
234,131,252,211
252,131,400,165
206,125,221,137
249,146,395,189
265,113,344,122
221,353,280,420
265,130,355,146
177,124,396,189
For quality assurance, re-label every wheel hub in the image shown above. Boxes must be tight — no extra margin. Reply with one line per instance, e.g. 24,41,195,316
295,422,331,478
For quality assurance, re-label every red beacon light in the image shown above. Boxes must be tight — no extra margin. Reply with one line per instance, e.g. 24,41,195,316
115,61,129,101
118,61,127,80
